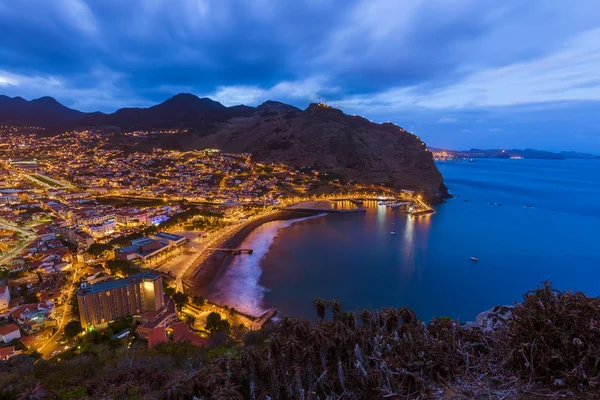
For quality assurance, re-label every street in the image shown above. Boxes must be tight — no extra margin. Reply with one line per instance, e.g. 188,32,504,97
0,219,37,266
38,265,83,359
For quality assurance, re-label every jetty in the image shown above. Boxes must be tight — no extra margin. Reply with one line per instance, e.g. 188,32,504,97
207,248,254,255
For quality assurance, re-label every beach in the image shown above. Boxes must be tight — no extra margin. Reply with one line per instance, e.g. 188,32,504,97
182,210,308,295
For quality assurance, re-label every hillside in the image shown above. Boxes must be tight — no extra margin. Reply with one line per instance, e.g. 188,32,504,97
0,94,448,202
193,102,447,200
1,283,598,399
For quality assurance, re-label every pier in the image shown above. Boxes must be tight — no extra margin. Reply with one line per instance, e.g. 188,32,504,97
207,247,254,255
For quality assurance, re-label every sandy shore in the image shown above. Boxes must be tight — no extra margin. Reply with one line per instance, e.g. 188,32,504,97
183,210,309,295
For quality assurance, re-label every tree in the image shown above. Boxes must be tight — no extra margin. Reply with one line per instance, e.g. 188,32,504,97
185,314,197,328
205,312,230,335
192,295,206,307
164,287,176,298
108,338,122,351
68,293,80,321
88,242,112,256
314,297,327,320
172,291,189,310
17,382,50,400
24,292,39,304
28,350,42,360
330,299,342,321
64,320,82,338
105,259,137,276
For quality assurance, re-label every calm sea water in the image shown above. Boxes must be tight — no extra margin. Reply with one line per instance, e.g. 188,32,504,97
207,159,600,322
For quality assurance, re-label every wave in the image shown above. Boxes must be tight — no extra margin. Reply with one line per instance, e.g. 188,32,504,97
207,214,326,317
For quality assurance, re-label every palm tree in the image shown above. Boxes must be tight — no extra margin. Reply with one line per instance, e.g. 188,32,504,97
360,309,372,328
330,299,342,321
242,347,263,400
383,307,400,332
313,297,327,320
160,379,192,400
17,382,50,400
185,314,197,328
210,384,244,400
342,311,356,329
399,307,418,325
293,319,309,340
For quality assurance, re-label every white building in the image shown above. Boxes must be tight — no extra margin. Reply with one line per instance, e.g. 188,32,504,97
87,219,116,238
0,323,21,343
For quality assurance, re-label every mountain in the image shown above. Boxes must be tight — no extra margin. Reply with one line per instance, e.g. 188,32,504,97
430,147,600,160
76,93,254,130
0,95,84,127
0,94,448,201
191,102,448,201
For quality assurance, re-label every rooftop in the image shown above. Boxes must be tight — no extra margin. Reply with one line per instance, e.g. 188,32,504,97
153,232,185,241
77,270,161,295
0,323,20,335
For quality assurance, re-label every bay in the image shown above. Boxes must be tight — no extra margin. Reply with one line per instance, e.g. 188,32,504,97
207,159,600,322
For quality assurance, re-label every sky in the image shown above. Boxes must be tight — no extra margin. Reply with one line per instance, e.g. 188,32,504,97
1,0,600,152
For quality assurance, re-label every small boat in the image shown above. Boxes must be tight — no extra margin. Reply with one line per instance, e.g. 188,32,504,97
470,257,479,262
390,231,398,235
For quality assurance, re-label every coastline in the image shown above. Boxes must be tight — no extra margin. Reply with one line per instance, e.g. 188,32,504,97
183,210,312,295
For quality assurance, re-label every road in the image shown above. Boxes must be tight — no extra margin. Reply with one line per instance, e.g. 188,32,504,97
177,212,278,292
0,219,37,266
38,265,83,359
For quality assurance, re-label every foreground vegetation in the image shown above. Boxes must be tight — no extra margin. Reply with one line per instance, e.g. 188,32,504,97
2,282,600,399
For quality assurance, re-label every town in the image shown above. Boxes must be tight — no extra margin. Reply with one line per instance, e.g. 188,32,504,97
0,125,431,363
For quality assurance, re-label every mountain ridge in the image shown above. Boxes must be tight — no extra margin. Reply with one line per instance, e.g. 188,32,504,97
0,93,448,201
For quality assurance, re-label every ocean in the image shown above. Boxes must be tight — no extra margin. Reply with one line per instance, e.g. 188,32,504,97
207,159,600,322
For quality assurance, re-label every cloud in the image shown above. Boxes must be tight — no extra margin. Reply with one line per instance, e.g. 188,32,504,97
437,117,458,124
206,77,334,106
0,0,600,151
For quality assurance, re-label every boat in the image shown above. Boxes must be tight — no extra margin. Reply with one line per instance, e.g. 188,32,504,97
470,257,479,262
390,231,398,235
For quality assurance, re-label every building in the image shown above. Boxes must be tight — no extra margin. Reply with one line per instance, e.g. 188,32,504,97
0,323,21,343
115,210,147,227
0,346,21,360
77,270,164,329
86,219,116,238
115,233,187,267
135,296,179,348
10,303,54,333
0,285,9,311
57,226,94,250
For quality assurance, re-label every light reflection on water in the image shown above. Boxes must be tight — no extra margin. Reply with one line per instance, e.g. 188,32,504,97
207,159,600,322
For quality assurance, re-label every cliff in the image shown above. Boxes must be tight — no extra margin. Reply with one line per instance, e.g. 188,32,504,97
195,102,449,202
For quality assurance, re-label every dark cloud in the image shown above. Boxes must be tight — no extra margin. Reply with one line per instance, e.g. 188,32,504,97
0,0,599,151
